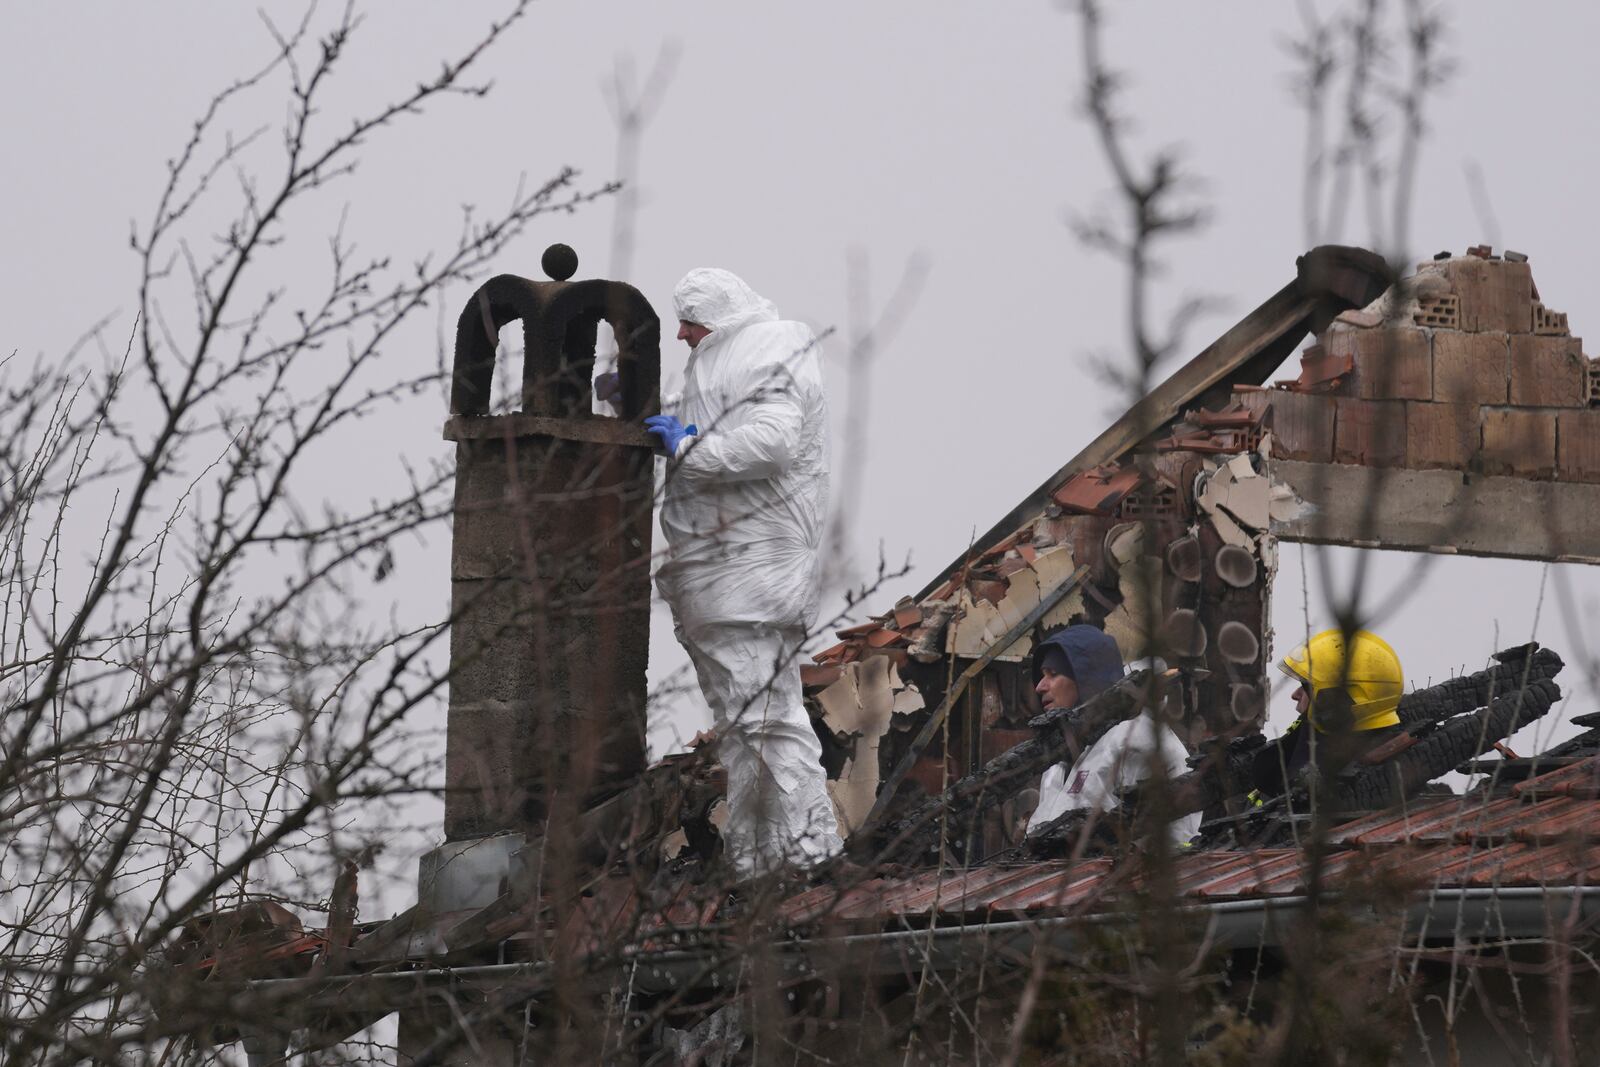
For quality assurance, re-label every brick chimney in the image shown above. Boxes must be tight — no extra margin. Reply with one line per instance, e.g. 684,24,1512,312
441,244,659,842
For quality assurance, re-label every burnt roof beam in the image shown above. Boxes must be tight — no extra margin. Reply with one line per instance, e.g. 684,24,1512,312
914,244,1392,600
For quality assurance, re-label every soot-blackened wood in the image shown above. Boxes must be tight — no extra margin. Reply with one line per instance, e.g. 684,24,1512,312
1332,678,1562,811
1157,645,1565,819
1395,645,1563,730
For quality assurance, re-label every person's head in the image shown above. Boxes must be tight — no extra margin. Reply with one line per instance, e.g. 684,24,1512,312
676,320,712,349
1035,650,1080,712
1279,627,1403,732
672,268,779,343
1031,624,1124,712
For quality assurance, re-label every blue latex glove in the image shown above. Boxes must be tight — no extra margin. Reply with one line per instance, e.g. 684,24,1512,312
594,370,621,404
644,414,697,456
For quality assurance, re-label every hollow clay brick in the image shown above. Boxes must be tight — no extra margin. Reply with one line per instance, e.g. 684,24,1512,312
1532,302,1571,336
1264,390,1336,464
1324,327,1432,401
1230,387,1272,423
1447,257,1534,333
1431,331,1509,405
1509,335,1588,408
1481,408,1557,479
1557,409,1600,483
1334,397,1407,467
1405,402,1481,471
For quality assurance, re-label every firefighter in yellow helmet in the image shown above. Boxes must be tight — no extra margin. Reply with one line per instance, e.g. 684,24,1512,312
1249,628,1405,798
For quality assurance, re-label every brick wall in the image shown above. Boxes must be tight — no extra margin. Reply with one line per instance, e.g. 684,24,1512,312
1238,247,1599,483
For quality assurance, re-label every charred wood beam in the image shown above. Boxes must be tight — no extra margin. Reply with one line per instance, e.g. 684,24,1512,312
1160,646,1565,819
1396,644,1563,730
1507,712,1600,764
1331,677,1562,811
1015,807,1124,859
1188,678,1565,849
1166,734,1270,818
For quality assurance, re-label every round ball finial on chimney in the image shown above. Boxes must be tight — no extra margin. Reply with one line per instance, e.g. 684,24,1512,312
542,243,579,282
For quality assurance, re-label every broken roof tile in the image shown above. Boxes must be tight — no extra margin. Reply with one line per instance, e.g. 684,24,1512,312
812,641,852,665
865,627,909,649
1187,403,1265,429
1051,464,1143,516
978,531,1023,560
892,602,923,630
835,621,881,639
800,664,843,688
1293,343,1355,393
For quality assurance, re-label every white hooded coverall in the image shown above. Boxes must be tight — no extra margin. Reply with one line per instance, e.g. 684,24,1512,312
658,268,843,878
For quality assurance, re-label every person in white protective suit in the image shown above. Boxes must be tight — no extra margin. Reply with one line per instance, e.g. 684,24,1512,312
640,268,844,879
1025,625,1201,849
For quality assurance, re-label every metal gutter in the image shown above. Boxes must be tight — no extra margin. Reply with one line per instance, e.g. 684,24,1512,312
239,885,1600,1014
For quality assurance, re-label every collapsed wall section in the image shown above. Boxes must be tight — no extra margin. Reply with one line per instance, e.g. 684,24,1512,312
1239,247,1600,562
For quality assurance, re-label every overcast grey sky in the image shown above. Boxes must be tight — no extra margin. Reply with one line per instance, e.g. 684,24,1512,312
4,1,1597,766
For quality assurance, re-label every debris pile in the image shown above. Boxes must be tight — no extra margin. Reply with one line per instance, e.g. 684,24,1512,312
810,439,1282,735
806,396,1288,846
808,246,1596,852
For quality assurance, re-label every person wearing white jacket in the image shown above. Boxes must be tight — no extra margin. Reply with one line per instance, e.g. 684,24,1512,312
642,268,843,879
1025,625,1201,850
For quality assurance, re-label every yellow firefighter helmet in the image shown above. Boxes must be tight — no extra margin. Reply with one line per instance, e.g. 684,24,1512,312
1279,628,1403,732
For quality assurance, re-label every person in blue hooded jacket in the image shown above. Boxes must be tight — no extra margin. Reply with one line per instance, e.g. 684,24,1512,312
1024,624,1200,848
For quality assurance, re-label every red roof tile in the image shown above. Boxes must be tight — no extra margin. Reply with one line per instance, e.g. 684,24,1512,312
1051,465,1143,516
986,861,1117,913
1514,755,1600,797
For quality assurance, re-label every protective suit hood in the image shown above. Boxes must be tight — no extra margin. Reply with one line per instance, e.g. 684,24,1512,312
673,268,780,335
1032,625,1124,703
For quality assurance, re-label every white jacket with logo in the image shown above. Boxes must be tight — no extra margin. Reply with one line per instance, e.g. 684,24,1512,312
1027,710,1202,848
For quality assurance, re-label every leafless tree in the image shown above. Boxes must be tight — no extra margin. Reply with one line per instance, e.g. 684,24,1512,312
0,3,621,1062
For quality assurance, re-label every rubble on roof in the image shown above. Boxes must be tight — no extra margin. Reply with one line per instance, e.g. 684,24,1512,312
1152,644,1569,845
809,246,1597,852
191,731,1600,998
194,245,1600,1063
809,401,1282,823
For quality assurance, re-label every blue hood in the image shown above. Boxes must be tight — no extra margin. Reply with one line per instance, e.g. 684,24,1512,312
1032,625,1124,703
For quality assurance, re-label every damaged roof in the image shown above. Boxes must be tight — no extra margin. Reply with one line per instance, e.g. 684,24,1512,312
179,244,1600,1034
